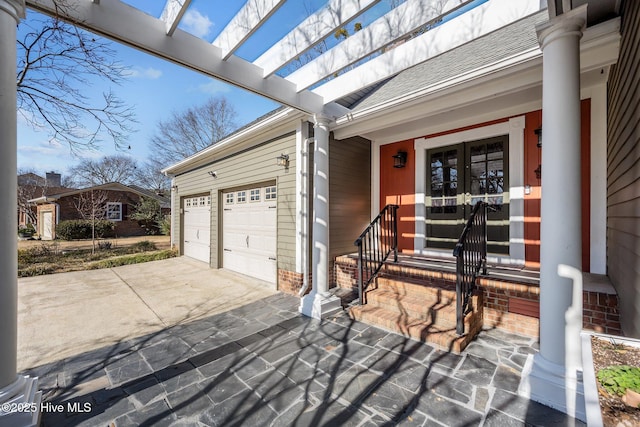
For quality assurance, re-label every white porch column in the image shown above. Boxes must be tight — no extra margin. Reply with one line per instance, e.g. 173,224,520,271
0,2,41,426
299,114,341,319
519,6,587,422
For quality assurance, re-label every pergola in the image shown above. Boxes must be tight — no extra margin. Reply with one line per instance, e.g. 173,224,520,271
0,0,619,425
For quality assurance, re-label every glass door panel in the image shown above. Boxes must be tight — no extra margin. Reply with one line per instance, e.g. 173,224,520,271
426,145,464,250
425,136,510,255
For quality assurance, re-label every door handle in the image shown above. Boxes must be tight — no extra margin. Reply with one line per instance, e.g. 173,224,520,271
197,229,200,239
246,235,249,247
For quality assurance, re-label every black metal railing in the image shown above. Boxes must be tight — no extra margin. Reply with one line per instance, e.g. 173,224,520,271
452,201,488,335
354,204,399,305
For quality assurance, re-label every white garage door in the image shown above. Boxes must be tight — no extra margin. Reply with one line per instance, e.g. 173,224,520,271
183,195,211,263
222,186,277,283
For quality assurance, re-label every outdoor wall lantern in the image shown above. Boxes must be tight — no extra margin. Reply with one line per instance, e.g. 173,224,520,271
208,171,217,179
534,127,542,148
393,151,408,168
534,126,542,179
276,154,290,168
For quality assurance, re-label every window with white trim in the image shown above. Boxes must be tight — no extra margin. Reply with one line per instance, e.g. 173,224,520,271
106,202,123,221
250,189,261,202
237,191,246,203
265,186,277,200
225,193,234,204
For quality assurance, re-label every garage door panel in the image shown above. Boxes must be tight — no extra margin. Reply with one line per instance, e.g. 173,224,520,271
183,198,211,264
222,186,277,284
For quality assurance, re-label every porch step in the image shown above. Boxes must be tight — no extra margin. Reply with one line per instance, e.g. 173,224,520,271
375,275,457,302
349,304,482,353
349,274,484,353
365,288,481,329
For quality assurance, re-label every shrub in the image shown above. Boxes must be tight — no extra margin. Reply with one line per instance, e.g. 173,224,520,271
158,214,171,236
18,223,36,237
88,249,177,269
18,243,60,264
56,220,115,240
130,197,162,235
132,240,156,252
19,263,56,277
98,240,113,250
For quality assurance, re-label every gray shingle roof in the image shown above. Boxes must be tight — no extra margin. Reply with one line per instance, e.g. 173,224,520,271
351,10,548,112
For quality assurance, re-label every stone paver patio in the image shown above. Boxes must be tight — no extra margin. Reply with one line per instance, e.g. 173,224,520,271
22,293,584,426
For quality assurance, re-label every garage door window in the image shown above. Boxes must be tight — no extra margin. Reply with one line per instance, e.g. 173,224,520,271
225,193,234,204
265,186,276,200
237,191,246,203
250,189,260,202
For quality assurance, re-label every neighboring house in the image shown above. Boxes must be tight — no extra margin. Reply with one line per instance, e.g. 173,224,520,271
28,182,170,240
17,172,67,227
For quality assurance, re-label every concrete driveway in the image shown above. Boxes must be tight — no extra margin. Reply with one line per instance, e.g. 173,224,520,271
18,257,277,371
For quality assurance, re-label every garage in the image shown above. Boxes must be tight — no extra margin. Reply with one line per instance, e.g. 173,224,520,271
222,185,277,284
183,195,211,263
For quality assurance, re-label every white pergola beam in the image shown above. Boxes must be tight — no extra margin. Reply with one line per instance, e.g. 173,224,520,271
288,0,465,91
314,0,541,103
254,0,381,78
160,0,191,36
213,0,286,60
25,0,325,114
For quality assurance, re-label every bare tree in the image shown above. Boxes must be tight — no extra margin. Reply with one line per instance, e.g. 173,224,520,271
67,155,138,187
149,96,237,167
134,160,171,194
72,189,110,253
17,8,136,152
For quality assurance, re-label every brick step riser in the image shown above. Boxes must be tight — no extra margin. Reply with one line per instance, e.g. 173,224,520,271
349,307,481,353
349,305,483,339
365,292,482,328
375,278,458,301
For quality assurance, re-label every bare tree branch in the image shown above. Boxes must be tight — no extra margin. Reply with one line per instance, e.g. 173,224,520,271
67,155,138,187
149,96,238,167
17,12,137,152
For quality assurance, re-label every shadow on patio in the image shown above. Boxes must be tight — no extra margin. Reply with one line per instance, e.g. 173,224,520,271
20,292,585,426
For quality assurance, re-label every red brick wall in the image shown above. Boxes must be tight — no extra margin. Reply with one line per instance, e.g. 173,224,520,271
334,255,622,338
278,269,304,296
583,291,621,334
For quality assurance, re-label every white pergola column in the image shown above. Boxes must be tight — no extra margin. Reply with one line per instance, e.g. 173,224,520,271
299,114,341,319
519,6,587,422
0,2,41,426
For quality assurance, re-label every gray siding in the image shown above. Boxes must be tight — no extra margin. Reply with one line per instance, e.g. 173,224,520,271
607,0,640,337
172,132,297,272
329,136,372,260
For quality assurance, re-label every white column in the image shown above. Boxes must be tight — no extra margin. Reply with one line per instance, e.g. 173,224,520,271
299,114,341,319
519,6,587,423
0,2,41,426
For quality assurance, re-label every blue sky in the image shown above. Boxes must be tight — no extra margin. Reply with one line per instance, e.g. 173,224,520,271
17,0,333,176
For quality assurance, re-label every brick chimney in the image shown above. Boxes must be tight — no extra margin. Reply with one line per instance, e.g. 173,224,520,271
45,171,61,187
